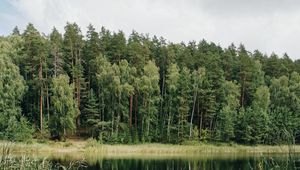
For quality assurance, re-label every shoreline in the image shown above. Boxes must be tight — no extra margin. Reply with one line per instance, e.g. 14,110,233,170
1,140,300,156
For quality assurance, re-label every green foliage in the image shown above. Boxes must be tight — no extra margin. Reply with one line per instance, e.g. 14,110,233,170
0,55,26,114
49,75,78,139
5,117,34,142
2,22,300,145
138,60,160,142
0,54,31,141
84,89,99,137
165,63,180,142
177,67,192,142
216,81,240,142
268,73,300,144
50,27,64,76
236,86,270,144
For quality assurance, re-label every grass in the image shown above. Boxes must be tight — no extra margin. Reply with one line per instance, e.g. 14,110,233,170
0,143,86,170
2,139,300,156
0,143,52,170
0,140,299,169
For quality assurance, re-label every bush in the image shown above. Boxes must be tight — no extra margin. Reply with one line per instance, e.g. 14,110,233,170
85,138,100,148
181,140,200,145
63,141,73,147
5,116,34,142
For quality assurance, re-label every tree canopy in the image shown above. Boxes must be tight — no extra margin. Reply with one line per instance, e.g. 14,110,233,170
0,23,300,144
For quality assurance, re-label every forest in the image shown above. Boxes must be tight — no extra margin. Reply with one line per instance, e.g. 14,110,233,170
1,22,300,145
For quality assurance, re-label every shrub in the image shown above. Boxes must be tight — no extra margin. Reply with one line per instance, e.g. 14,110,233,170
5,116,34,142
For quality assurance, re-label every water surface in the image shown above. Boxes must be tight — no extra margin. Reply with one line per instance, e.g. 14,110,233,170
47,153,300,169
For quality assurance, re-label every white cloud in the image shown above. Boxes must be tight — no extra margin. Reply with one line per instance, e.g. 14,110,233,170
1,0,300,59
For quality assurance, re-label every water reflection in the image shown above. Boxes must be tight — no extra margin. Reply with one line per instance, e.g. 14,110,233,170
50,153,300,170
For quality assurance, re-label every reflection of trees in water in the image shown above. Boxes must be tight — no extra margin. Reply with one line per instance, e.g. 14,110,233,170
53,156,300,170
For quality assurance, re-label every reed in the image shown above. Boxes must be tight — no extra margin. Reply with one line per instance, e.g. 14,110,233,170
0,143,52,170
2,140,300,156
0,142,86,170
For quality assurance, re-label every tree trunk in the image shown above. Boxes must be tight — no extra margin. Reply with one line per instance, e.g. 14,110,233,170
199,101,202,140
111,96,114,136
45,63,50,121
167,100,172,142
189,91,197,139
116,94,121,137
159,73,165,139
54,52,57,77
46,80,50,121
40,89,43,132
101,94,105,131
76,77,81,127
147,99,151,141
39,58,43,132
134,94,138,141
240,75,246,107
141,95,145,141
129,95,133,139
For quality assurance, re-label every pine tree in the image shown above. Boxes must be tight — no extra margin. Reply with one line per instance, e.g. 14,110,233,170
84,89,99,137
22,23,47,131
12,26,20,36
83,24,101,89
177,67,192,142
63,22,84,127
50,27,64,77
126,31,150,74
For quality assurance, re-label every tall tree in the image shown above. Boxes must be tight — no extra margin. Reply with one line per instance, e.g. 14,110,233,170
236,86,270,144
126,31,150,74
138,60,160,142
50,27,63,77
50,75,78,139
177,67,192,142
83,24,100,89
84,89,100,137
165,63,180,142
63,22,84,126
22,23,46,131
12,26,20,36
189,67,206,139
94,54,115,141
215,81,240,142
0,54,26,118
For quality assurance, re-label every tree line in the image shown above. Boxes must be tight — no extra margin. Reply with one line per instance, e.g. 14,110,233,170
0,22,300,144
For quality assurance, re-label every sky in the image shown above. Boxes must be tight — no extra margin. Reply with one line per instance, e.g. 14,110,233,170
0,0,300,59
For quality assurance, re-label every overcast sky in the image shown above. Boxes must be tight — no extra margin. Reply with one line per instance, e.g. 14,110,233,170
1,0,300,59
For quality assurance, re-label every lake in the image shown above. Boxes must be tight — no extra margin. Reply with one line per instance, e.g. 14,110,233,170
48,153,300,169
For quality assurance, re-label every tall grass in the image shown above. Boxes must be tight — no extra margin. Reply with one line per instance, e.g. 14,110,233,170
2,139,300,156
0,143,87,170
252,129,300,170
0,143,52,170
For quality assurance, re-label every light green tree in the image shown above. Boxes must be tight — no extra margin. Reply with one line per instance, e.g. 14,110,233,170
0,54,32,141
138,60,160,142
165,63,180,142
189,67,206,140
50,75,78,139
216,81,240,142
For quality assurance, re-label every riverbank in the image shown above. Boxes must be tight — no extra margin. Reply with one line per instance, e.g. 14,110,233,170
1,139,299,157
2,140,299,170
